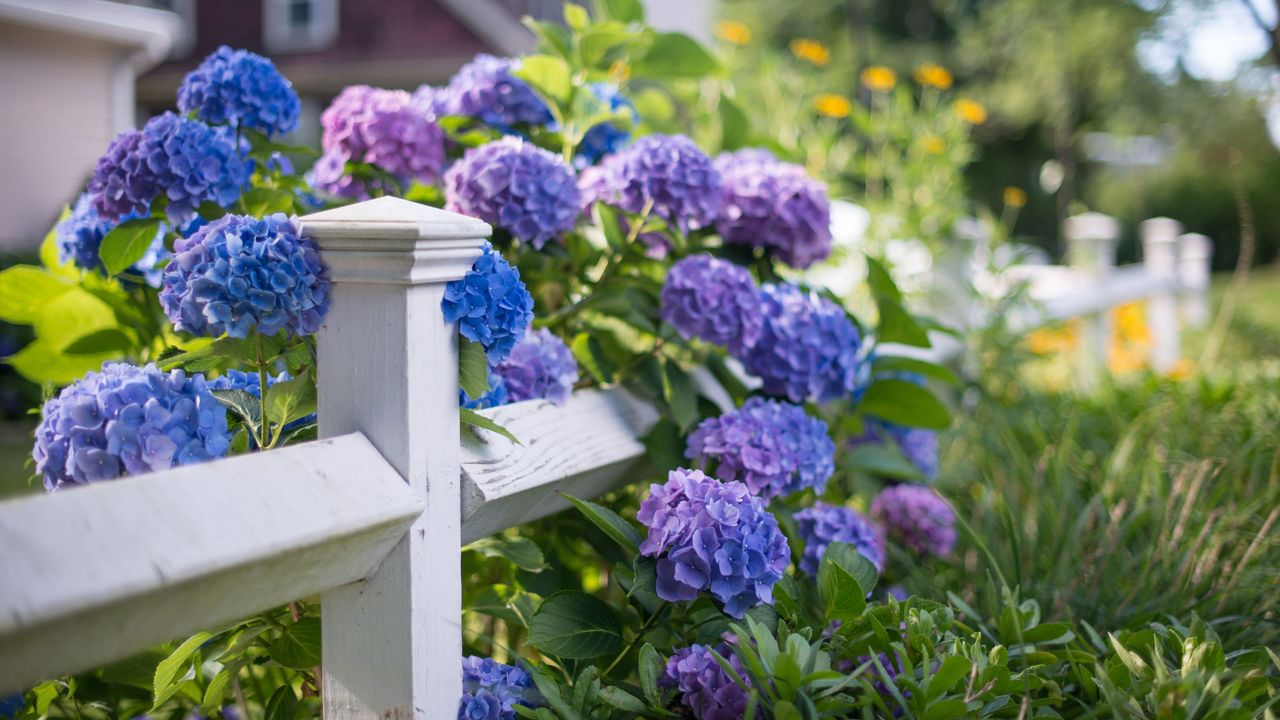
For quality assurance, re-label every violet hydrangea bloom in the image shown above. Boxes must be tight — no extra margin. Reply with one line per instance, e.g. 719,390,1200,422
794,502,885,576
441,243,534,365
637,468,790,618
177,46,300,137
662,643,750,720
495,328,578,406
160,213,331,339
586,134,722,235
88,112,251,225
436,54,553,129
660,254,762,355
57,193,168,287
871,484,956,557
315,85,445,196
444,138,580,249
458,656,541,720
687,397,835,501
714,148,832,269
33,363,230,492
739,283,862,403
576,83,637,166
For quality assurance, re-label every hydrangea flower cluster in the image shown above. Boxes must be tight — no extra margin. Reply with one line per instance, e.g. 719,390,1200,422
444,138,580,249
461,371,509,410
457,656,541,720
585,134,722,235
637,468,790,618
177,45,300,137
740,283,862,403
57,193,168,287
793,502,885,576
88,112,251,225
495,328,578,406
576,83,636,166
433,54,554,129
686,397,835,500
714,148,832,269
315,85,445,197
33,363,230,491
871,484,957,557
660,254,762,355
159,213,331,339
441,243,534,364
662,643,750,720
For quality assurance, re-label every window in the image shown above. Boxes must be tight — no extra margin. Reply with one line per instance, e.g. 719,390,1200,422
263,0,339,53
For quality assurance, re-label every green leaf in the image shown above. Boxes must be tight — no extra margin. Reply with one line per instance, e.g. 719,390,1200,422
201,655,250,713
846,444,924,481
460,408,522,444
817,553,866,621
926,656,971,700
858,379,951,429
0,265,72,324
100,649,167,690
560,493,641,555
642,417,683,472
62,327,134,355
639,644,663,704
265,374,317,429
601,0,644,22
570,333,613,384
34,287,117,353
924,698,968,720
563,2,589,29
865,256,902,302
875,294,931,347
241,187,296,216
40,207,75,276
662,361,698,432
5,339,115,385
159,336,251,372
514,55,572,105
597,686,646,712
527,591,623,659
459,338,491,401
871,356,960,386
719,97,750,151
268,617,321,669
633,32,720,78
100,217,162,276
153,631,213,709
263,686,299,720
464,535,548,572
213,389,263,436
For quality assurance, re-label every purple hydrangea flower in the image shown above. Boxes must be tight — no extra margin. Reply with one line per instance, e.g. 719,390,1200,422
435,54,554,129
687,397,835,501
461,371,509,410
33,363,230,491
575,83,637,166
316,85,445,196
871,484,956,557
441,243,534,364
57,193,168,287
637,468,790,618
177,46,300,137
88,112,251,225
714,148,832,269
585,134,722,235
159,213,331,339
739,283,862,403
444,138,580,249
495,328,578,406
660,254,762,355
793,502,885,576
458,656,541,720
662,643,750,720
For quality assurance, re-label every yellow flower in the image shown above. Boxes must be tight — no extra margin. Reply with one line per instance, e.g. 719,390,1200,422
790,39,831,67
813,94,852,118
954,98,988,124
1027,325,1076,355
1003,186,1027,208
860,66,897,92
913,63,953,89
715,20,752,45
921,135,946,154
1167,358,1197,380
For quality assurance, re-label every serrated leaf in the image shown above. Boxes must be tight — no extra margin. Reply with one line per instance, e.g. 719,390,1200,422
100,217,162,276
268,617,321,669
464,535,548,572
561,493,641,555
639,644,663,704
265,374,317,428
460,408,522,444
527,591,623,659
213,388,263,435
153,631,213,709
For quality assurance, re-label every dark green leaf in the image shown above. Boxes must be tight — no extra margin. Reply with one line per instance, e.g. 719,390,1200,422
265,374,317,429
642,417,683,472
460,408,522,444
570,333,614,384
633,32,720,78
817,554,865,621
858,379,951,429
101,218,162,276
926,656,971,700
846,444,924,481
100,650,166,690
459,338,491,401
527,591,623,659
662,361,698,432
213,389,262,435
561,493,641,554
263,686,298,720
875,294,931,347
597,686,646,712
865,256,902,302
464,535,548,572
268,617,321,669
639,644,663,704
871,356,961,386
241,187,296,217
719,97,750,150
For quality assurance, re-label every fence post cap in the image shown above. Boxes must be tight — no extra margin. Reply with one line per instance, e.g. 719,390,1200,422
1063,212,1120,242
1179,232,1212,256
1140,216,1182,244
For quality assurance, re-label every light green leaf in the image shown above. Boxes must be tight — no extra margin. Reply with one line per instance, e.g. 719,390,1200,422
464,535,548,572
5,339,115,385
602,0,644,22
561,492,641,554
241,187,296,217
35,287,117,353
460,408,522,444
514,55,572,105
875,294,931,347
633,32,720,78
268,617,322,669
865,256,902,302
100,217,162,276
527,591,623,659
153,631,213,709
562,2,588,29
459,338,490,402
871,355,961,386
0,265,73,324
213,389,263,435
265,374,317,428
159,336,249,372
858,379,951,429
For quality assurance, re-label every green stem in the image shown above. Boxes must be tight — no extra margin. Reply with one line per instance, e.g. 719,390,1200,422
602,601,667,676
255,332,271,449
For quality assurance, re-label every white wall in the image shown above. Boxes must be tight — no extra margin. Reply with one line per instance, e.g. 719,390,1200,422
643,0,714,44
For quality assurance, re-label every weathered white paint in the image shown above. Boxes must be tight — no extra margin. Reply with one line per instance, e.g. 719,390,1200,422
303,197,489,720
1179,233,1213,328
460,388,660,544
1063,212,1120,390
0,433,419,694
1140,218,1183,372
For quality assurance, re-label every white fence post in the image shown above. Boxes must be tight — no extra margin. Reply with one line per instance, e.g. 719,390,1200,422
1140,217,1182,373
1063,212,1119,390
301,197,489,720
1178,232,1213,329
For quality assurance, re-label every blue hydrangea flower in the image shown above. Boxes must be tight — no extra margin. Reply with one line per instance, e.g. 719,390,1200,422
33,363,230,491
576,83,637,166
441,243,534,365
662,643,750,720
793,502,885,576
584,134,722,235
687,397,835,501
461,371,509,410
458,656,541,720
0,693,23,720
159,213,331,339
88,112,251,225
660,253,762,355
637,468,790,618
871,484,956,557
436,55,554,129
177,45,300,137
739,283,862,403
57,193,168,287
444,138,580,249
495,328,578,406
714,148,832,269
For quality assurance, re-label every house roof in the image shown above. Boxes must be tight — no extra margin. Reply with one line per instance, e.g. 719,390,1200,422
0,0,180,69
